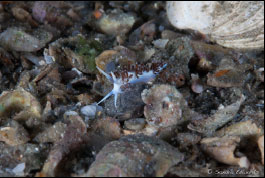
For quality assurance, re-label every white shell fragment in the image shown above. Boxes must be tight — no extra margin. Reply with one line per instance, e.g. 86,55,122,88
12,163,26,176
166,1,264,50
201,136,250,168
80,104,102,119
81,105,97,117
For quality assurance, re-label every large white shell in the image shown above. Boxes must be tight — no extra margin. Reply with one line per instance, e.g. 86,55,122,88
166,1,264,50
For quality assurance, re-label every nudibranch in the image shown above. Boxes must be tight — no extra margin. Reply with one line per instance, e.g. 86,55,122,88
97,62,167,108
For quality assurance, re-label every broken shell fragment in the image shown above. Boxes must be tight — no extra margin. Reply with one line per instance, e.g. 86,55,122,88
153,39,169,49
188,92,245,135
85,134,184,177
214,120,263,139
0,88,42,121
201,136,250,168
167,1,264,50
0,120,30,146
12,162,26,176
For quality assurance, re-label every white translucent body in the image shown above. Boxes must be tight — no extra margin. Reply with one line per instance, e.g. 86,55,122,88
97,64,167,108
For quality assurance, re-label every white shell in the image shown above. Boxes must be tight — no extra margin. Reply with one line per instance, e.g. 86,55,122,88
166,1,264,50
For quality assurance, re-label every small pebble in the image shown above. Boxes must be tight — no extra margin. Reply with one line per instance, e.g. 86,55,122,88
124,118,146,131
191,81,204,94
72,68,83,76
142,84,187,128
95,10,137,36
153,39,169,49
12,163,25,176
191,74,204,94
143,48,155,62
0,28,52,52
81,105,102,118
161,30,181,39
85,134,184,177
43,49,55,64
81,105,97,117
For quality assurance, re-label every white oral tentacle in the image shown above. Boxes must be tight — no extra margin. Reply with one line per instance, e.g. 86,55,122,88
97,90,113,105
112,82,123,108
97,67,122,108
114,92,118,108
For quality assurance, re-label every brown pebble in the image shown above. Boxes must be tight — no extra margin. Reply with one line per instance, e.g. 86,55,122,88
124,118,146,131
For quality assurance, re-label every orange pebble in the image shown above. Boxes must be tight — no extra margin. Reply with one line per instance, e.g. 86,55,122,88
93,10,102,19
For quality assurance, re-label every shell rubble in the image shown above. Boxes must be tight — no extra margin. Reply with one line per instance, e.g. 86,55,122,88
166,1,264,50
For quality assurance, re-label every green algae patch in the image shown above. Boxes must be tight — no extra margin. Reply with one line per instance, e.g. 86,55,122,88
75,36,103,73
